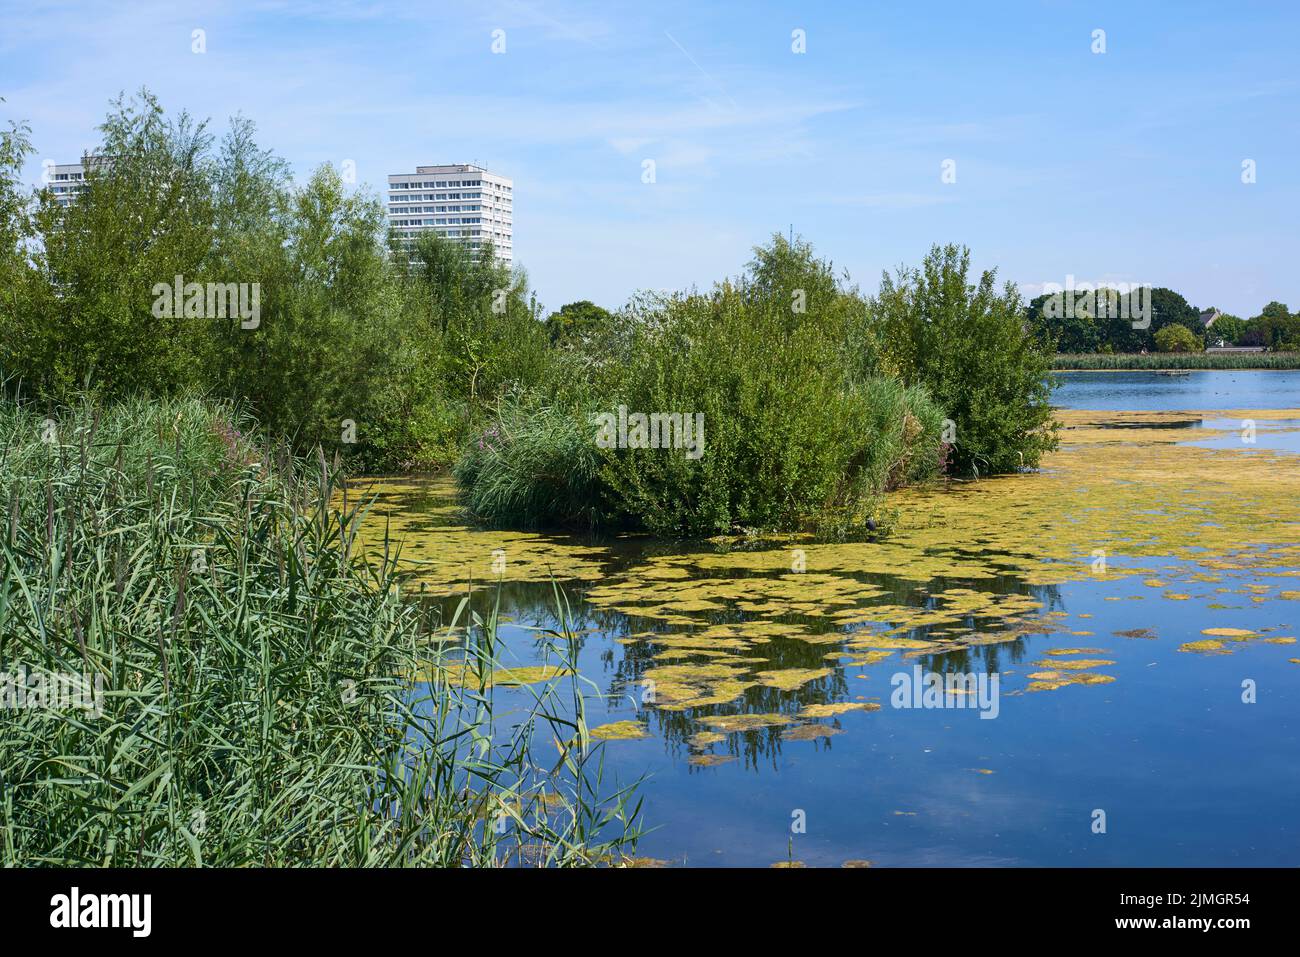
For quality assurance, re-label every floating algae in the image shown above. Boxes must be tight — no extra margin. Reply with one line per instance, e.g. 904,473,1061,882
640,662,756,711
1179,639,1229,654
344,476,610,594
1033,658,1116,671
417,663,572,687
1027,671,1116,692
800,702,880,718
350,408,1300,746
359,412,1300,606
590,720,651,741
753,668,832,691
687,731,726,749
701,713,794,733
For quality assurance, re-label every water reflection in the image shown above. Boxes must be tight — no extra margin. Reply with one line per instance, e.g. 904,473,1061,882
417,532,1064,775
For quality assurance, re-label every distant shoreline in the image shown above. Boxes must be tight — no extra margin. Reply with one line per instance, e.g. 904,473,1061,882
1053,353,1300,371
1054,367,1297,373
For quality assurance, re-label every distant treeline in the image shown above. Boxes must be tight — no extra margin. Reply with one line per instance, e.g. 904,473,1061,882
1025,287,1300,354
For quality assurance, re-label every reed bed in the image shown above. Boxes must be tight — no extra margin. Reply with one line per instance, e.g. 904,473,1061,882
1053,352,1300,370
0,392,641,866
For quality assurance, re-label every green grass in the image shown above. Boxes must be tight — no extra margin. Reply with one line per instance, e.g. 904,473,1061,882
454,397,607,529
1053,352,1300,370
0,392,641,866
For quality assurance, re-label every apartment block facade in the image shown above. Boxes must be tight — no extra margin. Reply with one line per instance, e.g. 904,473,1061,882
387,164,513,265
46,155,111,206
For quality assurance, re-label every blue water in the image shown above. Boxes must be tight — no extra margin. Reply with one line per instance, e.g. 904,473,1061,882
1185,418,1300,453
1052,370,1300,411
464,563,1300,867
406,370,1300,866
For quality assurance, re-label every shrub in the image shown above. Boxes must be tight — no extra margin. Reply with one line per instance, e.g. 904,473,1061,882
455,237,947,537
593,254,943,536
873,244,1059,477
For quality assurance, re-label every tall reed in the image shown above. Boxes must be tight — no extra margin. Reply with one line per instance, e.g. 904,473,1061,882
1053,352,1300,370
0,393,641,866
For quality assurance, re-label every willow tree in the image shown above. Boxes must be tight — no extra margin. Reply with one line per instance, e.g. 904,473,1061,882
873,243,1059,477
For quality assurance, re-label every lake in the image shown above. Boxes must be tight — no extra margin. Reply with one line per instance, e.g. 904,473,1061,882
359,370,1300,866
1052,369,1300,411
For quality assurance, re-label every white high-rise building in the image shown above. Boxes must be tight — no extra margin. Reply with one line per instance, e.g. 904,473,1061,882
46,155,111,207
387,164,513,265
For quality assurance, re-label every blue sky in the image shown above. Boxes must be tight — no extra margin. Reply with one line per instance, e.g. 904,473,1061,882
2,0,1297,317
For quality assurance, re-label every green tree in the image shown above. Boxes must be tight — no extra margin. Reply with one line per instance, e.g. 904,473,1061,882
204,113,293,404
1206,312,1246,347
1027,291,1096,353
873,244,1058,476
1154,323,1202,352
226,163,412,458
19,90,217,399
745,232,879,380
0,103,36,389
1148,288,1201,339
1247,301,1300,350
396,230,546,410
1,90,557,471
544,300,613,347
1026,285,1206,354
